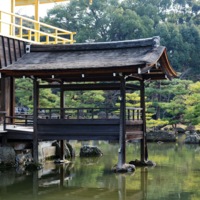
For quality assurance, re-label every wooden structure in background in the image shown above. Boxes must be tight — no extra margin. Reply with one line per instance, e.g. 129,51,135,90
0,36,177,167
0,35,26,120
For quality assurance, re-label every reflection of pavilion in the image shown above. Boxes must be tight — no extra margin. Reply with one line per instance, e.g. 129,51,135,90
32,164,148,200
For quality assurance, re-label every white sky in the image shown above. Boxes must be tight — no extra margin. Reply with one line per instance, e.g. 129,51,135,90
15,2,65,17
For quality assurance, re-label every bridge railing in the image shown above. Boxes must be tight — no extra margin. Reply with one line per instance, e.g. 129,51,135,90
2,107,143,127
5,114,33,126
38,107,120,120
0,10,76,44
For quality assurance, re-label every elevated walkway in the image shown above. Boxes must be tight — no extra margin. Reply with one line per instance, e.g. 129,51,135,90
0,10,75,44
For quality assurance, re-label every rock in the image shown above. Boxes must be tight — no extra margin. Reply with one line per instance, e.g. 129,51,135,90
80,145,103,157
185,133,200,144
147,131,176,142
52,141,75,159
129,159,156,167
175,127,185,134
0,146,15,167
112,163,135,173
15,150,33,166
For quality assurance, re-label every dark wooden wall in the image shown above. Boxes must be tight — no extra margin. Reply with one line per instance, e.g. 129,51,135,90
0,35,26,117
0,35,26,68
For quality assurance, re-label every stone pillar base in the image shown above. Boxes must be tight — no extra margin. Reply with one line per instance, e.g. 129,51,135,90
112,163,135,173
129,159,156,167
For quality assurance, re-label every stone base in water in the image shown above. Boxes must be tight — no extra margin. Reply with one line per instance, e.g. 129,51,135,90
54,159,70,164
112,163,136,173
129,159,156,167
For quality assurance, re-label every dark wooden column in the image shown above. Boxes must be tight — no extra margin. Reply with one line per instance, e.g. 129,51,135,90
9,77,15,124
33,78,39,162
140,80,148,162
118,76,126,167
60,84,65,160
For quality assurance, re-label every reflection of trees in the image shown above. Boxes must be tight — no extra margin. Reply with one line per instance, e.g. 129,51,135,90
142,143,200,200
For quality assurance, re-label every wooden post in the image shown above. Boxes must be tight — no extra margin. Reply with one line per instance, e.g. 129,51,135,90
60,84,65,160
140,80,148,162
10,77,15,124
118,76,126,167
33,78,39,162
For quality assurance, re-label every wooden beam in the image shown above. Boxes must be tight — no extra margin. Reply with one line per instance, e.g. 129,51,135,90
39,82,141,91
118,76,126,167
139,64,154,74
39,83,120,90
60,83,65,160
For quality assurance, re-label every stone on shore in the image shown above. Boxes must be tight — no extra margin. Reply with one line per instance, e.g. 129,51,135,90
0,146,15,168
185,133,200,144
147,131,176,142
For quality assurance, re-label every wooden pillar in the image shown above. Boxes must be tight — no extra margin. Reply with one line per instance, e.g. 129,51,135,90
9,77,15,124
140,80,148,162
33,78,39,162
60,85,65,160
118,76,126,167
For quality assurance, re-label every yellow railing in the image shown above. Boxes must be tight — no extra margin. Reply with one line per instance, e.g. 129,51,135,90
0,10,76,44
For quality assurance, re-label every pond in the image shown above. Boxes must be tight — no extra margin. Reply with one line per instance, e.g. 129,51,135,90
1,142,200,200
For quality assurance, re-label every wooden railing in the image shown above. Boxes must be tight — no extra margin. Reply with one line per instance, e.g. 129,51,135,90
0,10,76,44
5,114,33,126
2,107,143,128
126,107,142,120
38,107,120,120
38,107,143,120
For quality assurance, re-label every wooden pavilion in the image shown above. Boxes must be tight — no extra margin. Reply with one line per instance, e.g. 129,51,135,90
0,36,177,168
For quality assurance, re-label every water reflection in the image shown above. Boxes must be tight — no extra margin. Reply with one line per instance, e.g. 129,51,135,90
34,164,148,200
1,143,200,200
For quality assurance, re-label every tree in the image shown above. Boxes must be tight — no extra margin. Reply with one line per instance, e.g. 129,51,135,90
184,82,200,125
42,0,200,80
15,79,59,112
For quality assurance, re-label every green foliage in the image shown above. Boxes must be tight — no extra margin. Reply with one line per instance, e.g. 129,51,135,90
65,90,105,108
42,0,200,79
184,82,200,125
15,79,59,112
147,118,169,129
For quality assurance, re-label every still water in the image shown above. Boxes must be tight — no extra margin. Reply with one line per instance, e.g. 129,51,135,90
1,142,200,200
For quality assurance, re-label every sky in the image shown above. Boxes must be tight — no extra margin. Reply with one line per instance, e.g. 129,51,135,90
16,2,65,17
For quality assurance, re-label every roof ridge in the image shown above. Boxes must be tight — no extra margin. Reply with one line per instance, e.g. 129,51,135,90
30,36,160,52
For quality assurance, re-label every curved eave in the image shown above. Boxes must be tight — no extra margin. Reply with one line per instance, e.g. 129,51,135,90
160,48,177,78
